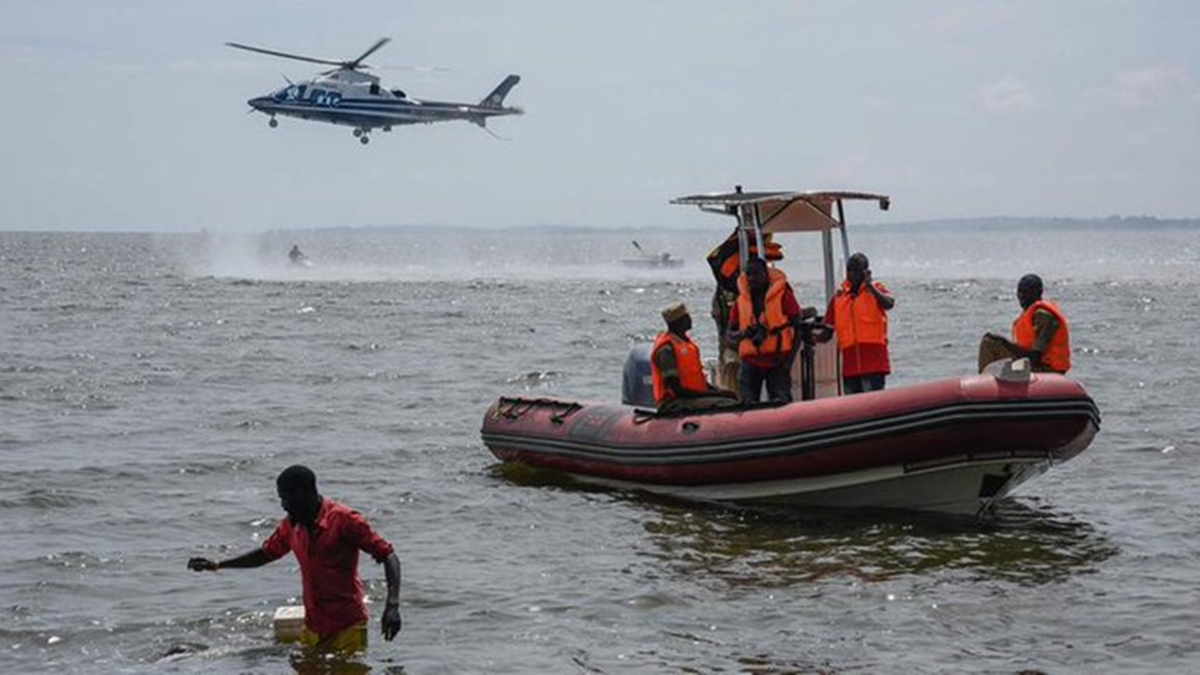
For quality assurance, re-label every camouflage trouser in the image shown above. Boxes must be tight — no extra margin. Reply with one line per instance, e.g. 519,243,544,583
716,346,741,396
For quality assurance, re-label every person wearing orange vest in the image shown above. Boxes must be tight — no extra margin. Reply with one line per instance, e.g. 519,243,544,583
650,302,737,412
726,257,810,403
1013,274,1071,372
981,274,1071,373
823,252,895,394
708,232,786,394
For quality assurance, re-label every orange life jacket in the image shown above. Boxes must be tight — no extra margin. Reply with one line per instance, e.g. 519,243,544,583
650,332,709,404
736,268,795,359
832,280,889,350
1011,299,1071,373
717,239,784,280
707,230,784,292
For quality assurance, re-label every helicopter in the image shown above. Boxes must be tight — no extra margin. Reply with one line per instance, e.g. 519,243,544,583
226,37,523,144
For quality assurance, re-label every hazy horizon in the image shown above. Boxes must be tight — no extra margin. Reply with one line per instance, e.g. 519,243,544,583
4,213,1199,236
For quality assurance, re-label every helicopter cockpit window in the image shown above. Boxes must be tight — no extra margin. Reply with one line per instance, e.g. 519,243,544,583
391,89,407,99
272,84,307,103
370,83,380,96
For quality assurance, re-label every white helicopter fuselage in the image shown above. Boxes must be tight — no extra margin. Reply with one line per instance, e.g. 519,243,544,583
247,70,522,136
228,38,521,143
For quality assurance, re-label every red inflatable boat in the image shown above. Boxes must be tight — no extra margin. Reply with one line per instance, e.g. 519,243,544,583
482,370,1099,516
483,189,1100,516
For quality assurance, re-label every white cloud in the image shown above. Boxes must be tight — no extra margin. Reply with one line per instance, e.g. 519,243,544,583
974,77,1038,115
1109,66,1188,108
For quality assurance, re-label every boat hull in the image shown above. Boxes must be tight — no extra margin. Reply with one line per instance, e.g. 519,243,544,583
620,256,683,268
481,374,1100,516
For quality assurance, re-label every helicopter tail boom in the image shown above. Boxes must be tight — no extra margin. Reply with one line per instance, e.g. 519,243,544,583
479,75,521,109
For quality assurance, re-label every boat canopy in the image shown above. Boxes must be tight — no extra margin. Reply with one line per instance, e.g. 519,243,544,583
670,189,890,234
672,188,893,371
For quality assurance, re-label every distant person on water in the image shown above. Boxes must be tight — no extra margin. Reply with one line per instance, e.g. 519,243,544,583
651,302,738,412
187,465,401,653
980,273,1071,373
727,257,812,403
289,244,307,264
822,252,895,393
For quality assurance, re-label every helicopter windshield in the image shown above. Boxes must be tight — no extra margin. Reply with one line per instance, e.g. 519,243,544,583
271,84,307,102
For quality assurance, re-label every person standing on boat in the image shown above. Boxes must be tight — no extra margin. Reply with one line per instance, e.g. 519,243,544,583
822,252,895,394
982,273,1071,373
710,286,741,394
708,233,786,395
651,302,738,412
727,257,809,403
187,465,402,653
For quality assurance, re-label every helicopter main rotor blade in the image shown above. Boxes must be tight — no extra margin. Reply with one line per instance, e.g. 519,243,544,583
225,41,344,68
347,37,391,70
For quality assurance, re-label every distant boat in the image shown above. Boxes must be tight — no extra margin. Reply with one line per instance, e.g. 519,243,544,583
621,240,683,268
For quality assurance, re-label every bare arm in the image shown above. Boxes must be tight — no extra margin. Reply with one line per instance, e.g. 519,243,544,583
652,343,685,400
864,274,895,311
381,552,402,640
1029,309,1060,362
187,548,272,572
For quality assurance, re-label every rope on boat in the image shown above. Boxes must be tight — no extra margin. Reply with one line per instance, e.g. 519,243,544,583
632,408,659,425
495,397,583,424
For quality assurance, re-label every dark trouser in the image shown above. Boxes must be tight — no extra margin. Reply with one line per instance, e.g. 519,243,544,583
843,373,886,394
738,361,793,404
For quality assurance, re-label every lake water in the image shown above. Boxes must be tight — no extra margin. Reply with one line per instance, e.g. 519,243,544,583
1,223,1198,673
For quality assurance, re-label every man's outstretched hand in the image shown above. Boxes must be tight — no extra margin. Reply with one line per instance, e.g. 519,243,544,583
382,602,402,641
188,557,218,572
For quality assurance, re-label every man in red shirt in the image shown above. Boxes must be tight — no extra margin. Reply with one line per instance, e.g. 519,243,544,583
188,465,401,653
823,252,895,394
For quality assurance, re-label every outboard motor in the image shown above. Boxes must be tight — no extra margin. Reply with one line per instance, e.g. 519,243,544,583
621,344,656,407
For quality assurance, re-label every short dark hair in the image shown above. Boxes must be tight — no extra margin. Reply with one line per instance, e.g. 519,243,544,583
1018,273,1043,299
277,465,317,494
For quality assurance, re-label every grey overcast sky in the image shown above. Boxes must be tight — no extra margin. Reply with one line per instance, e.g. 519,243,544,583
2,1,1198,232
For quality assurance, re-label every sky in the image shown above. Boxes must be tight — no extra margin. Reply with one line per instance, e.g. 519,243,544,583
2,0,1199,232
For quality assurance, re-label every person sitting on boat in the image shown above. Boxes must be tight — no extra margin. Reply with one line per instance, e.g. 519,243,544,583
651,302,738,413
822,252,895,394
980,273,1071,374
726,257,812,403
